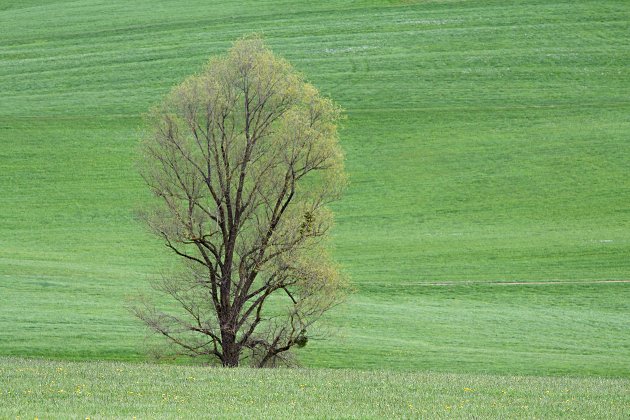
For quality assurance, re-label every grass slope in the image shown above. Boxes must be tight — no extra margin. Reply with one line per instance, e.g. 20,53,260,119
1,358,629,419
1,0,629,375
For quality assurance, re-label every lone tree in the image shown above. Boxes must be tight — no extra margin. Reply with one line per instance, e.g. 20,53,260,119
135,37,347,367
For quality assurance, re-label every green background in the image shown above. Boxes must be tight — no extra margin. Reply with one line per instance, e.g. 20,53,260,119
1,0,628,376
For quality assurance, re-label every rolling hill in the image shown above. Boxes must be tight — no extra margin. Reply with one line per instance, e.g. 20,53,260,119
1,0,629,376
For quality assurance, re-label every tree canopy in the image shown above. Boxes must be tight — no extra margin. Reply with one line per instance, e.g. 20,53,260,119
134,36,348,367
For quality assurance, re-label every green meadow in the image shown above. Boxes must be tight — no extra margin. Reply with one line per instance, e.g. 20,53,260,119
2,358,629,418
1,0,629,412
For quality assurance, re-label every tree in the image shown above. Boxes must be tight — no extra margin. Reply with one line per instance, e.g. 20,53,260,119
134,36,347,368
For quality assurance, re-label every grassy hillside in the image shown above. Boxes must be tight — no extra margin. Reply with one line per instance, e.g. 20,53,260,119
1,0,629,375
2,358,629,419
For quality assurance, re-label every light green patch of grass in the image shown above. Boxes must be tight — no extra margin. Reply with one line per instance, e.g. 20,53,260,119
1,358,629,419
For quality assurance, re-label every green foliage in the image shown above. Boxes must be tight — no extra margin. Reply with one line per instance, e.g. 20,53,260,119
0,0,629,375
294,331,308,348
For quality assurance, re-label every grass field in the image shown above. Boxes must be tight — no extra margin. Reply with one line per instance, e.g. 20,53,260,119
1,358,629,418
1,0,629,380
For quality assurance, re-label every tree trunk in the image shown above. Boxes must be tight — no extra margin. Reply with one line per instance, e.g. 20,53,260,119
221,330,240,367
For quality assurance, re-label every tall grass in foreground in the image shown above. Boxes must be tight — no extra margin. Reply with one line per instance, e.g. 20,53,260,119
1,358,628,418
